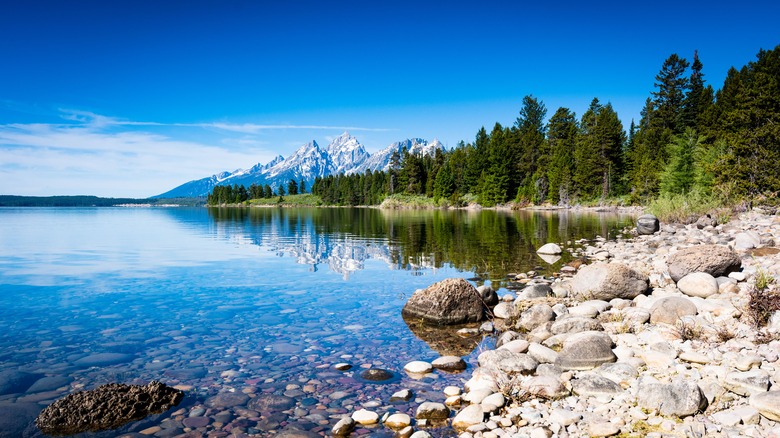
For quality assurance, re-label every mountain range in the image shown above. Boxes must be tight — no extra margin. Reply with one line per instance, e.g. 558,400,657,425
155,132,443,198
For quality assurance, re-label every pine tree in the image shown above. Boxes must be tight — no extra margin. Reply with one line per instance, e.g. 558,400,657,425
652,54,690,134
546,107,578,204
287,179,298,195
513,95,548,202
299,179,306,194
659,128,701,195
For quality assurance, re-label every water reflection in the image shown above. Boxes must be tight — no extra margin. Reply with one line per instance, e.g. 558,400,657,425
206,207,635,281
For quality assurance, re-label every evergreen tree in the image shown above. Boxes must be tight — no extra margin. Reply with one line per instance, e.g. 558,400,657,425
682,50,714,131
277,185,285,196
433,159,455,201
652,54,690,133
480,123,511,206
388,150,401,194
659,128,701,195
465,127,488,193
263,184,273,198
287,179,299,195
513,95,548,202
546,107,578,204
299,179,306,194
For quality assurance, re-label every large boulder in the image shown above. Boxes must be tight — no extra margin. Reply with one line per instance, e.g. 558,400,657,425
649,297,698,325
750,391,780,421
637,214,660,235
666,245,741,282
569,263,648,301
478,349,538,375
637,380,707,417
35,381,183,435
402,278,488,325
555,331,616,370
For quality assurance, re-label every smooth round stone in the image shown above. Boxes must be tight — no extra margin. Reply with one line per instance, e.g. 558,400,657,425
360,368,394,381
677,272,719,298
410,432,432,438
334,363,352,371
432,356,467,372
443,386,462,397
329,391,349,400
404,361,433,374
332,417,355,436
588,421,621,437
182,416,210,428
537,243,562,255
679,351,710,364
248,393,295,411
452,404,484,430
480,392,505,412
498,339,530,353
390,389,413,401
415,402,449,420
351,409,379,425
206,392,250,408
384,413,411,429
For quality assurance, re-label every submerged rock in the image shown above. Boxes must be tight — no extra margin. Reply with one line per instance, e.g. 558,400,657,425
35,381,183,435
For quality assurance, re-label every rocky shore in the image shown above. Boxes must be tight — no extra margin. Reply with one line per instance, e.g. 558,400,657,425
336,211,780,437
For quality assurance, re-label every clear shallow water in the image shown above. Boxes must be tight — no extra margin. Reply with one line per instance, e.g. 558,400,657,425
0,207,634,437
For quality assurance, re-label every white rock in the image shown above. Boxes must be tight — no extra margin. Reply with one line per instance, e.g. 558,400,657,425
443,385,462,397
385,413,411,429
537,243,563,255
452,404,485,430
351,409,379,425
549,408,581,426
677,272,719,298
404,360,433,374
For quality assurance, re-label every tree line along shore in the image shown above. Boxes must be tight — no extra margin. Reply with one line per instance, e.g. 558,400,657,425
208,45,780,222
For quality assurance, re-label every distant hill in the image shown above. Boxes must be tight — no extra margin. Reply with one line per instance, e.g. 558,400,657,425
155,131,444,198
0,195,205,207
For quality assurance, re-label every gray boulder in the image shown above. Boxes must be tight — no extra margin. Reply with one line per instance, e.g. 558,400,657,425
637,380,707,417
550,315,603,335
555,331,616,370
649,296,698,325
667,245,741,282
478,349,538,375
637,214,660,235
569,263,648,301
695,214,717,229
571,373,623,397
477,285,499,307
734,231,761,250
402,278,487,324
677,272,719,298
519,284,553,299
517,303,555,332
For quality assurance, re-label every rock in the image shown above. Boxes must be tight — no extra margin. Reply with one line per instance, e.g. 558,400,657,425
550,315,602,335
498,338,530,353
519,284,553,299
588,421,621,437
637,380,706,417
385,413,411,429
0,370,42,395
26,376,72,394
182,416,209,428
477,285,499,307
410,432,432,438
35,381,183,435
432,356,467,372
334,363,352,371
493,302,513,319
359,368,394,381
734,231,761,249
522,375,569,399
677,272,719,298
207,391,250,409
571,373,623,397
555,331,616,370
332,417,355,436
649,296,698,325
517,304,555,331
569,263,648,301
597,362,638,388
637,214,660,235
724,370,770,396
667,245,742,282
352,409,379,425
248,393,295,411
549,408,580,426
390,389,413,401
478,349,538,375
480,392,505,412
750,391,780,421
537,243,563,255
695,214,717,229
462,388,493,404
443,386,461,397
527,343,559,364
404,361,433,374
402,278,488,324
452,404,484,430
415,402,449,420
73,353,134,367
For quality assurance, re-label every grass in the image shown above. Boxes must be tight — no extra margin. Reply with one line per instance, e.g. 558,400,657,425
646,191,730,224
746,268,780,328
247,194,324,207
379,194,442,209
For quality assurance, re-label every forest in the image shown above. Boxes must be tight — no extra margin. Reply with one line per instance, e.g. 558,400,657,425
209,45,780,209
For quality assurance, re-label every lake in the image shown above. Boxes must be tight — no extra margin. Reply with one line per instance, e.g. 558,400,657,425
0,207,634,437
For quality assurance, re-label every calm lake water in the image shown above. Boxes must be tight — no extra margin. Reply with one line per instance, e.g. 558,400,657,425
0,207,634,437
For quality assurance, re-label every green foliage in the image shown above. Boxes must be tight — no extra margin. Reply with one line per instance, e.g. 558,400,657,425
646,189,724,223
249,194,323,206
659,128,701,195
546,107,577,204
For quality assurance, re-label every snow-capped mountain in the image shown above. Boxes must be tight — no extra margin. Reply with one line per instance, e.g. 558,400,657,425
154,132,442,198
347,138,444,175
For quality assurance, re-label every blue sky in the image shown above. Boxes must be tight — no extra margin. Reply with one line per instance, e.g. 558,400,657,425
1,1,778,197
